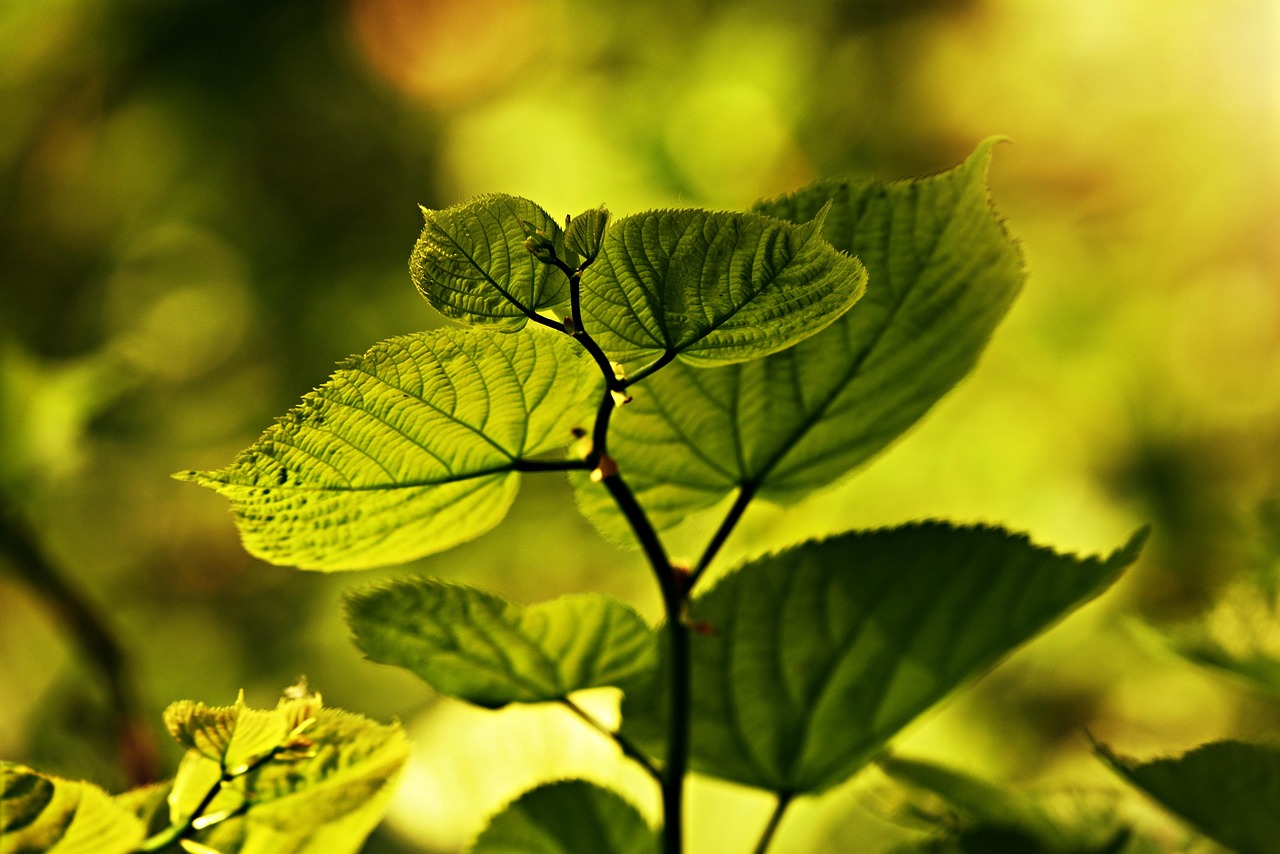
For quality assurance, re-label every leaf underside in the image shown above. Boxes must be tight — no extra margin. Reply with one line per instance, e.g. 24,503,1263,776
412,194,572,330
177,327,599,570
471,780,659,854
345,579,656,707
580,205,866,368
576,139,1024,538
621,522,1145,794
1098,739,1280,854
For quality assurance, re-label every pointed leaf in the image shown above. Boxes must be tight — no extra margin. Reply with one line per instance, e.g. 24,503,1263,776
177,327,599,570
622,523,1145,793
580,205,866,368
346,579,656,707
1098,740,1280,854
566,206,610,264
578,140,1023,535
1,762,144,854
411,194,572,330
166,689,409,854
471,780,659,854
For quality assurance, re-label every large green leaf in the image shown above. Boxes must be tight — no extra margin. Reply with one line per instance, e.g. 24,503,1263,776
411,194,573,330
622,523,1145,794
0,762,144,854
164,687,409,854
177,327,599,570
346,579,656,707
1098,739,1280,854
580,206,866,368
577,140,1023,536
471,780,659,854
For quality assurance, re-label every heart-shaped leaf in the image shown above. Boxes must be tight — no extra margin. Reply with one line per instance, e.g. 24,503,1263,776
471,780,658,854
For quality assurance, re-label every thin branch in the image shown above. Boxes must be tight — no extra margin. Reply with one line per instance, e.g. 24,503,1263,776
752,792,794,854
559,697,662,783
0,503,162,787
688,482,756,591
620,349,676,389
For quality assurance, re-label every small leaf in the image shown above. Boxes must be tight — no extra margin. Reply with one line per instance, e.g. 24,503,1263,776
1162,576,1280,700
346,579,656,707
0,762,145,854
580,205,866,368
177,327,599,570
1098,739,1280,854
166,689,409,854
411,194,572,330
566,206,610,264
622,523,1145,794
471,780,659,854
577,140,1023,536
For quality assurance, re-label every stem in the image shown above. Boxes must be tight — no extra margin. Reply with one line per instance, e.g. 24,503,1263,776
0,503,162,787
559,697,662,783
752,793,793,854
620,350,676,389
688,483,756,591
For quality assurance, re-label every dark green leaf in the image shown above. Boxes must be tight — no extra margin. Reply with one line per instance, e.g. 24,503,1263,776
1098,739,1280,854
577,140,1023,536
176,327,599,570
0,761,144,854
580,205,866,368
346,579,656,707
623,523,1145,793
471,780,659,854
411,194,572,330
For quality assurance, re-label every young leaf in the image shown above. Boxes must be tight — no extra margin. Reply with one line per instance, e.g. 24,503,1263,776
471,780,659,854
346,579,656,707
580,206,866,368
165,689,409,854
1097,739,1280,854
566,206,610,264
176,327,599,570
0,761,145,854
577,140,1024,536
622,523,1145,794
411,194,573,330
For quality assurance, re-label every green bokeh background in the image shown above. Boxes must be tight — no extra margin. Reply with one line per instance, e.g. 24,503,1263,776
1,1,1277,851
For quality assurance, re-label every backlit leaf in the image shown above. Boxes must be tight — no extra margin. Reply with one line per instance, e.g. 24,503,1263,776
1098,739,1280,854
577,140,1023,536
0,762,144,854
566,206,610,264
580,205,866,368
622,523,1144,793
346,579,656,707
411,194,573,330
177,327,599,570
471,780,659,854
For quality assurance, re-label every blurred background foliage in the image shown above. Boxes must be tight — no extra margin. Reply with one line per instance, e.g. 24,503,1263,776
0,0,1276,851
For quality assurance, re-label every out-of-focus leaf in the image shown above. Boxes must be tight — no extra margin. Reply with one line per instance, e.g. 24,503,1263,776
1162,577,1280,700
164,687,408,854
622,523,1145,793
580,205,865,368
411,194,572,330
575,140,1023,537
176,327,599,570
471,780,659,854
0,761,144,854
1098,739,1280,854
346,579,656,707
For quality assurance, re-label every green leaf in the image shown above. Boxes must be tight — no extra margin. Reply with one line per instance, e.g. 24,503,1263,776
177,327,599,570
577,140,1023,536
1162,577,1280,700
566,206,610,264
0,762,144,854
346,579,656,707
622,523,1145,794
1098,740,1280,854
580,205,866,368
881,755,1131,854
411,194,572,330
165,688,409,854
471,780,659,854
